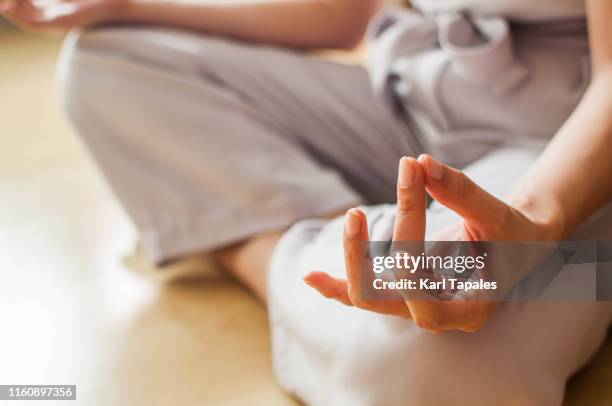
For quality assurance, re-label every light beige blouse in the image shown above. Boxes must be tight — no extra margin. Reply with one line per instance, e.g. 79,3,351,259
411,0,585,21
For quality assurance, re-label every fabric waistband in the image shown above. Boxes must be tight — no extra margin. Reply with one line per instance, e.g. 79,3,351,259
367,7,588,100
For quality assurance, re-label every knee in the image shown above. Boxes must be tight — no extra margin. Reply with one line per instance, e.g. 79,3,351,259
55,27,238,123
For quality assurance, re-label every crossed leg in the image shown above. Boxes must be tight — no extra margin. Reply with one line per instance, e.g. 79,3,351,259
57,25,419,268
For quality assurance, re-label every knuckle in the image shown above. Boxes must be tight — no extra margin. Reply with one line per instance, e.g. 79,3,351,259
455,171,474,195
397,201,416,216
346,248,364,264
461,323,485,333
460,304,494,332
348,290,362,307
413,315,441,332
396,195,418,215
354,299,372,311
348,291,377,311
321,289,336,300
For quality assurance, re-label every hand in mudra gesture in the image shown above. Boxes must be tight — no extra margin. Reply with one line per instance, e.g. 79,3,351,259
1,0,126,31
305,155,560,333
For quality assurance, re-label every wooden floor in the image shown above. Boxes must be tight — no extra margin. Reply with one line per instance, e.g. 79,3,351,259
0,29,610,405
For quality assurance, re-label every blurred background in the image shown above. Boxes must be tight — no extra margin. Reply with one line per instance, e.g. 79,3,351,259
0,12,611,406
0,18,296,406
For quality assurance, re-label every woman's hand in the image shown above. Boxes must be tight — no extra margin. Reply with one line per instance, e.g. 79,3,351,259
1,0,127,31
305,155,564,333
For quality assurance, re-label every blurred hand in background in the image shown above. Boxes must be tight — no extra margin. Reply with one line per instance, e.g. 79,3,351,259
1,0,127,31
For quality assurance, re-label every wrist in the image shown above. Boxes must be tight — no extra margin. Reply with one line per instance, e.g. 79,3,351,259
103,0,136,21
510,193,567,240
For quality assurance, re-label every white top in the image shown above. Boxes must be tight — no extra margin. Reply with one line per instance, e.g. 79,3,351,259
412,0,586,21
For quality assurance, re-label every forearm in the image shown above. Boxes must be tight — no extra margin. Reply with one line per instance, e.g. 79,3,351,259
114,0,381,49
509,69,612,238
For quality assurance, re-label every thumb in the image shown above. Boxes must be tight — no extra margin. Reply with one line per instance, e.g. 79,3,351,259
417,154,508,227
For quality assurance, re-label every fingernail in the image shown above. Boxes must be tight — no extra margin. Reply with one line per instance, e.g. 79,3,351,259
345,209,361,237
426,156,444,181
398,157,415,188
